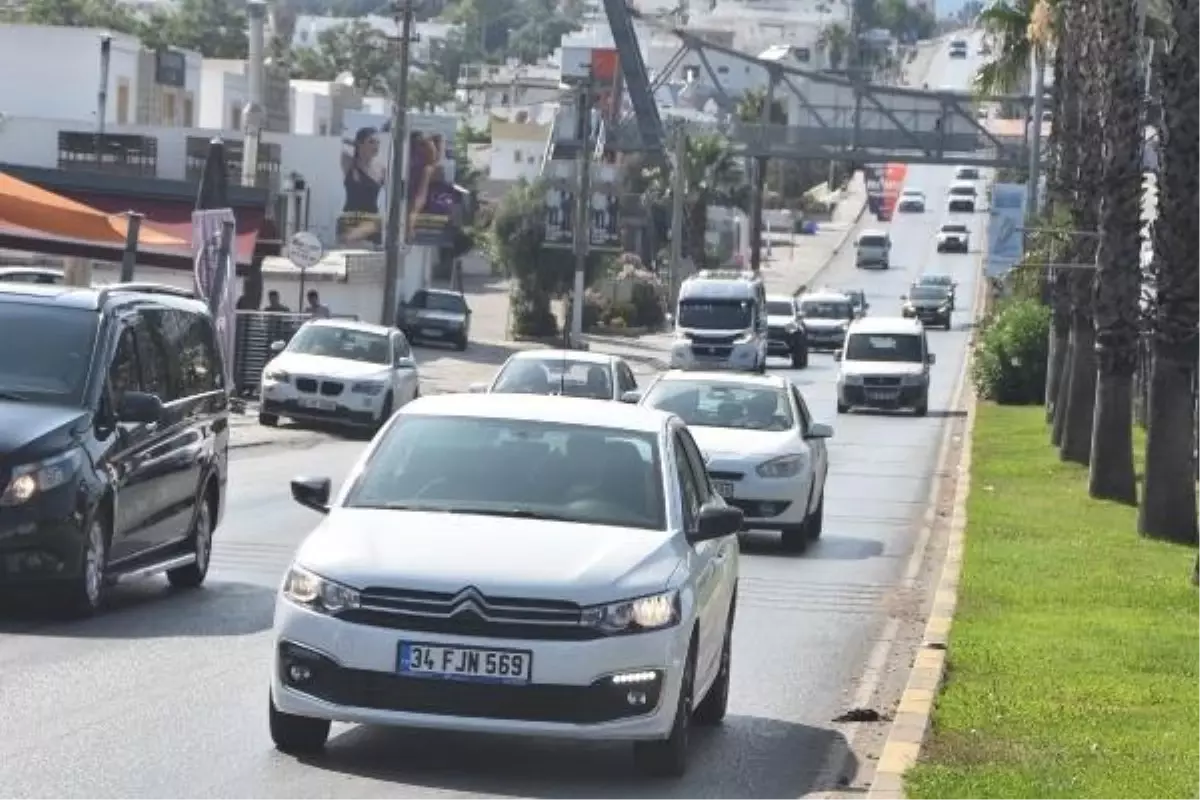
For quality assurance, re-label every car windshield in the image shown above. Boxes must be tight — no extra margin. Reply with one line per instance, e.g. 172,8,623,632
956,169,979,179
910,286,948,301
859,235,888,248
902,190,923,197
0,301,97,404
766,300,794,316
941,224,969,234
492,359,613,400
846,333,925,362
949,185,976,196
678,299,753,330
643,379,795,432
344,415,666,530
800,300,853,319
919,275,953,286
415,291,467,314
287,325,390,364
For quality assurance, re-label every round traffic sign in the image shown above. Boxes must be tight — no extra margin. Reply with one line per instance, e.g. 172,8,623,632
288,231,324,269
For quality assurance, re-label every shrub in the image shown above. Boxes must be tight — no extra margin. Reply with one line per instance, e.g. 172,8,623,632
610,257,667,329
971,298,1051,404
582,289,610,331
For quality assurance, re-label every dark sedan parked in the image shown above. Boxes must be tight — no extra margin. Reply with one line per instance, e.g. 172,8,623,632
398,288,471,350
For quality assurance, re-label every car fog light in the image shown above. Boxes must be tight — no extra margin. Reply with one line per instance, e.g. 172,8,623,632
611,670,658,685
288,664,313,683
626,691,648,706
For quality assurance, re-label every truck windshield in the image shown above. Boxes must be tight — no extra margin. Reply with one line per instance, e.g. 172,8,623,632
678,300,753,330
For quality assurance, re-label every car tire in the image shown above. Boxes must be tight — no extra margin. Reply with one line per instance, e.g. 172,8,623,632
269,693,330,755
837,401,849,414
780,523,808,552
633,640,695,777
454,334,468,352
694,603,734,726
374,392,394,432
806,494,825,541
167,490,214,589
60,511,110,618
259,412,279,427
791,344,808,369
914,397,929,417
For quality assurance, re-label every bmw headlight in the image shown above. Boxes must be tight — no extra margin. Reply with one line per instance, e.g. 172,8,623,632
282,565,361,614
351,381,386,395
0,451,81,506
263,367,290,382
581,590,680,635
756,453,806,479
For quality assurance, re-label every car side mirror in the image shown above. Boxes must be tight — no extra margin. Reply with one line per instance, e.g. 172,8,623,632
465,307,473,316
394,355,415,369
269,340,286,353
688,502,744,543
805,422,834,440
927,353,937,365
467,382,488,393
620,390,643,404
833,349,843,361
900,294,907,300
291,476,332,514
116,391,163,424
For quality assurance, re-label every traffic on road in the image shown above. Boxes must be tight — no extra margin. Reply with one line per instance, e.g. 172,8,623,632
0,37,988,798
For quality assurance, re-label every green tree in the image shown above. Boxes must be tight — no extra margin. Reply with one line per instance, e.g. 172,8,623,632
289,20,391,93
144,0,248,58
488,179,562,337
818,22,851,70
408,69,456,111
16,0,140,31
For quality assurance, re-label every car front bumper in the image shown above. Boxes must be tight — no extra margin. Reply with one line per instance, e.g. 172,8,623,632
936,239,969,252
803,327,848,350
0,484,88,587
261,379,388,427
271,600,688,741
839,382,927,409
669,342,761,371
706,463,810,528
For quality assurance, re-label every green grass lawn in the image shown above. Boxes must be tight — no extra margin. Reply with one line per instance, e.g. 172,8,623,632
907,404,1200,799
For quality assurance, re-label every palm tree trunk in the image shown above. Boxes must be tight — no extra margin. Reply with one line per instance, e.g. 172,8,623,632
1087,0,1143,504
685,199,708,271
1140,351,1199,542
1046,290,1071,424
1060,276,1097,464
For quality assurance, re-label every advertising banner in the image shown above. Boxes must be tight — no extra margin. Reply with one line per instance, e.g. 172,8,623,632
543,161,621,252
191,208,237,391
987,182,1027,276
878,163,908,220
338,110,459,249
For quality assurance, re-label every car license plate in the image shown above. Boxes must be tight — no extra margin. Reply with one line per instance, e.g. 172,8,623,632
867,390,897,401
420,327,443,337
297,397,337,411
398,642,532,684
712,480,736,497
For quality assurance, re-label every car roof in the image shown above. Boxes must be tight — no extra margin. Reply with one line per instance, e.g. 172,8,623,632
799,289,852,302
858,229,889,239
0,281,207,313
506,348,616,366
400,393,672,434
901,187,924,194
304,318,394,336
653,369,791,390
417,287,464,297
848,316,925,335
765,294,796,304
950,180,977,189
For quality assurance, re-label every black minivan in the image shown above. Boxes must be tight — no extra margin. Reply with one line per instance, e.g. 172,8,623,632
0,281,229,616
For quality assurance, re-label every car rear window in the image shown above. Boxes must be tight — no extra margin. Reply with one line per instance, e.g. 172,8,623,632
858,234,888,247
950,185,977,196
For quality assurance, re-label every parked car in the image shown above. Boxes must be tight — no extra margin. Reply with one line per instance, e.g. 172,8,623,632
269,394,744,777
0,280,228,616
399,288,471,350
259,319,421,431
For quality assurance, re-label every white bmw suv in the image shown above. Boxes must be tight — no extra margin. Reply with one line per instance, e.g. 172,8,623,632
269,394,743,777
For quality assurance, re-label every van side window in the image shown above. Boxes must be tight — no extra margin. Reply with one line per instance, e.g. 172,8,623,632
132,312,178,402
170,310,221,395
109,328,138,397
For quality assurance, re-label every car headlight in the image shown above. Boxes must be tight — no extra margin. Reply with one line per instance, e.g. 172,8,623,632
756,453,806,479
351,381,386,395
581,590,680,635
282,565,361,614
0,451,82,507
841,373,864,385
902,373,926,386
263,367,290,382
734,331,756,344
939,303,951,312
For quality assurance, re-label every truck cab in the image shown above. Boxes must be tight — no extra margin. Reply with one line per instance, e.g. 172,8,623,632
670,270,769,373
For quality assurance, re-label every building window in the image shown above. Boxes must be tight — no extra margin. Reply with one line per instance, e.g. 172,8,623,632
319,121,329,135
230,104,242,131
116,81,130,125
513,149,523,162
183,93,194,127
795,48,811,63
164,92,177,125
717,66,729,74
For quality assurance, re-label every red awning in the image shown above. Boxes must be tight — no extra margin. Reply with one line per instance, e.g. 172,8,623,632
58,191,265,265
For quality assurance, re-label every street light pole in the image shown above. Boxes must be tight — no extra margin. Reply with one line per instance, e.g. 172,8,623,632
569,76,595,347
381,0,416,327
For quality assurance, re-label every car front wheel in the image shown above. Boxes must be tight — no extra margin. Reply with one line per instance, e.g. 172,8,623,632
633,642,695,777
694,605,734,725
269,694,330,755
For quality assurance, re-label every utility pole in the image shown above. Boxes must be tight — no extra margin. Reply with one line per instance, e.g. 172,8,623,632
667,128,687,310
569,75,595,348
749,70,777,272
381,0,416,328
241,1,266,188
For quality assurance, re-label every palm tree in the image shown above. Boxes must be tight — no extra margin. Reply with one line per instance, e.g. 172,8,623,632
973,0,1034,119
1086,0,1148,503
818,22,851,70
644,131,743,271
1139,0,1199,543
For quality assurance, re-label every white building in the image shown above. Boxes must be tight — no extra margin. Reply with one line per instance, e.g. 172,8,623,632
290,15,455,64
458,62,563,113
488,119,552,182
0,23,201,127
289,78,362,136
198,59,291,133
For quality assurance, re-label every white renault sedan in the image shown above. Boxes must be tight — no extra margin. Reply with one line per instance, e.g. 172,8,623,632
259,319,420,431
269,394,743,777
469,349,640,401
634,371,833,552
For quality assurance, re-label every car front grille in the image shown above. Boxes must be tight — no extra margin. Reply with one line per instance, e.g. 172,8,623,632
337,586,598,641
863,376,903,387
320,381,344,396
295,378,317,393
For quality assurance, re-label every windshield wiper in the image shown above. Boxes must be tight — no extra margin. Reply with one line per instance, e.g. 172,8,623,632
441,507,574,522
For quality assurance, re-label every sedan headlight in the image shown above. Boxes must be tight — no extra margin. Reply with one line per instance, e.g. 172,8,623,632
756,453,806,479
263,367,290,382
581,590,680,635
0,451,81,507
282,565,361,614
351,381,386,395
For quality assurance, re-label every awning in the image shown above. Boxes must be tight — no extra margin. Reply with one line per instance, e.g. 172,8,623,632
58,190,265,265
0,172,188,250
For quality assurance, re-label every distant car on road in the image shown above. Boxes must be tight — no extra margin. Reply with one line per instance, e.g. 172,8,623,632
946,181,978,213
897,189,927,213
636,370,833,552
901,283,954,330
470,349,638,401
399,287,471,351
259,319,421,431
914,273,958,309
949,39,968,58
796,289,856,351
835,288,869,318
954,165,981,182
854,229,892,269
936,222,971,253
836,316,936,416
268,393,744,777
765,294,809,368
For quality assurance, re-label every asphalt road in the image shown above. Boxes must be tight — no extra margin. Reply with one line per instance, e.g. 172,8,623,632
0,40,987,799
